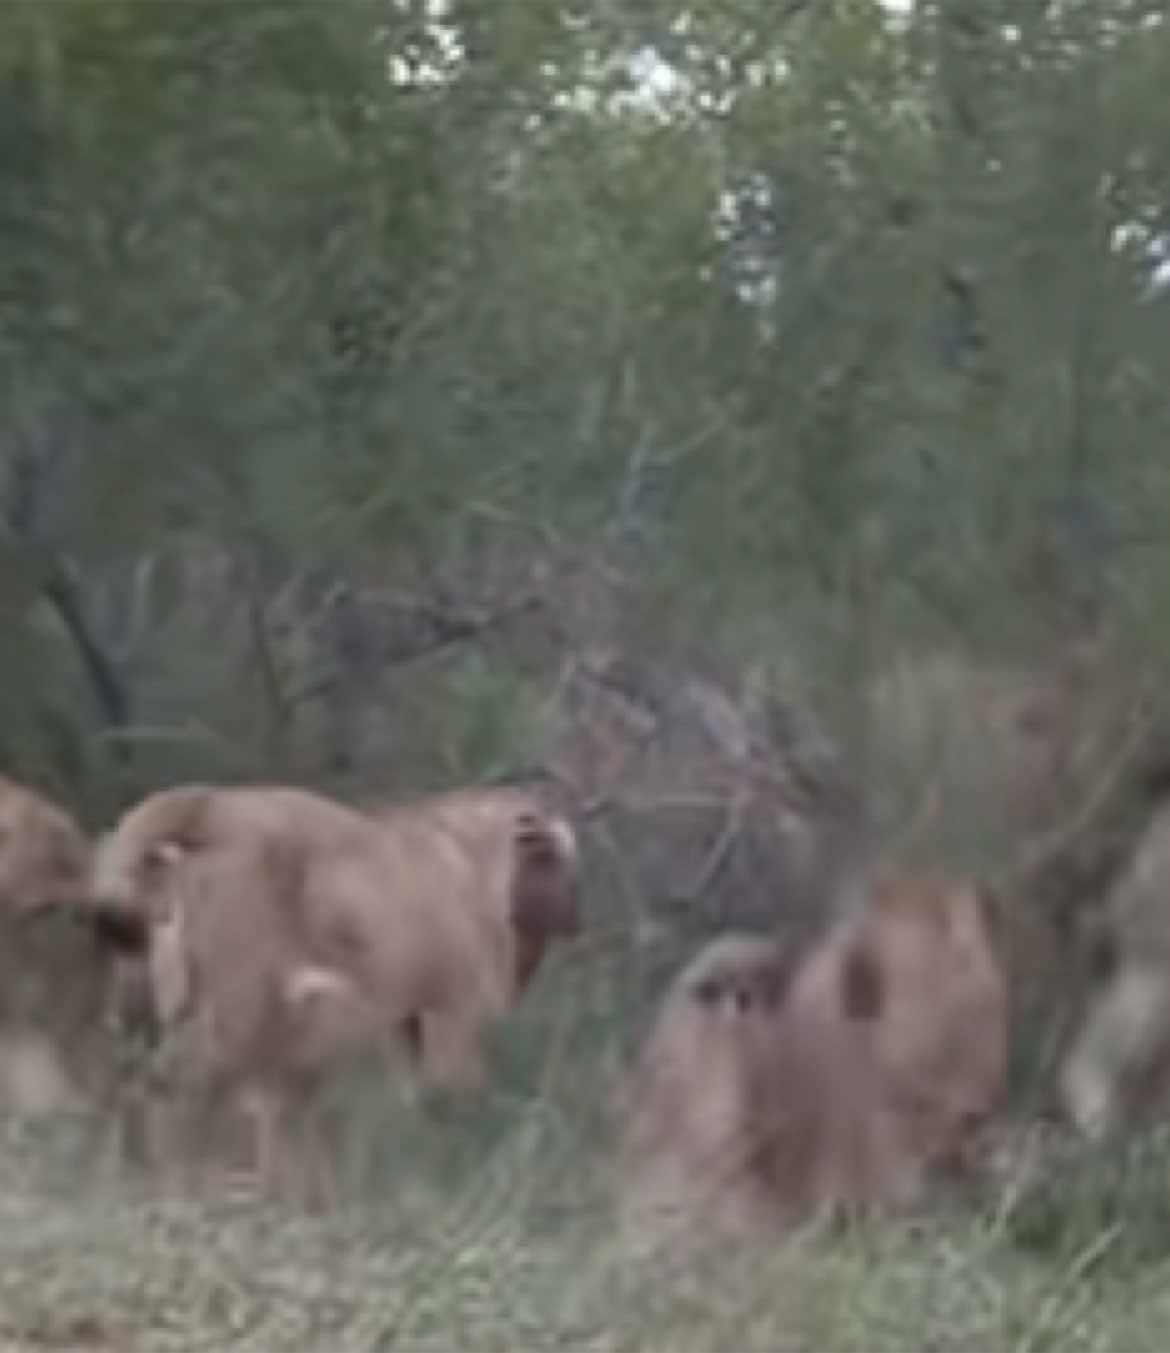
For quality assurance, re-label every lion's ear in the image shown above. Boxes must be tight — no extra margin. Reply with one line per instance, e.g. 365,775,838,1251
141,838,186,887
840,940,884,1021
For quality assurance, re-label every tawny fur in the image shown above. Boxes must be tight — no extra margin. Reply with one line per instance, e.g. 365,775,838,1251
793,870,1009,1178
366,784,581,998
616,935,797,1240
0,777,140,1120
616,933,917,1242
0,775,90,911
137,838,387,1200
93,781,577,1101
617,873,1007,1243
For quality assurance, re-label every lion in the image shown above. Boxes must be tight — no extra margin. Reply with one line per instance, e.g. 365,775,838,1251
91,782,539,1098
131,836,389,1200
614,932,918,1245
616,871,1007,1243
0,777,145,1120
0,774,90,912
614,935,794,1240
1061,803,1170,1138
791,870,1009,1182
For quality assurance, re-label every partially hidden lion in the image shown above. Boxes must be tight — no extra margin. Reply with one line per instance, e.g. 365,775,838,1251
616,869,1007,1244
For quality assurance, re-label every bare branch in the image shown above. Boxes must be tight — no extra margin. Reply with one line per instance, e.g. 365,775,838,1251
992,688,1158,896
41,562,132,758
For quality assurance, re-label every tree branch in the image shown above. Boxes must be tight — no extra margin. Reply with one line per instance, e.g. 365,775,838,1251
41,561,132,757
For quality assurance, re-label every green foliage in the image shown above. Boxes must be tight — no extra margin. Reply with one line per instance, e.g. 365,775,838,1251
405,649,549,788
0,0,1168,812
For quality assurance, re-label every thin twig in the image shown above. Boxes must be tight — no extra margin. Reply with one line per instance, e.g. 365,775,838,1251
686,792,747,902
583,816,653,931
243,561,292,763
42,563,131,750
463,499,625,587
992,689,1157,896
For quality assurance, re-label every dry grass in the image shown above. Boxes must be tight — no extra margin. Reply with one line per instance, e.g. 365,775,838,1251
0,943,1169,1353
1,1117,1168,1353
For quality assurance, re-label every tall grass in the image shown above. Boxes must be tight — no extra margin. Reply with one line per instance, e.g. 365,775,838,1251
0,934,1169,1352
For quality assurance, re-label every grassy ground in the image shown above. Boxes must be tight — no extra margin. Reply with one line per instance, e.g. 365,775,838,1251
3,1125,1170,1353
1,949,1169,1352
